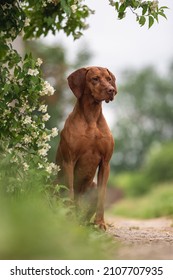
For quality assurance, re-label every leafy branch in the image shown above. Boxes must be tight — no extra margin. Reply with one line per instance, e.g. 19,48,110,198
109,0,168,28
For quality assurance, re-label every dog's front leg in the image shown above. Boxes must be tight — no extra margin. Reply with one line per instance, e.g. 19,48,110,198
95,161,110,230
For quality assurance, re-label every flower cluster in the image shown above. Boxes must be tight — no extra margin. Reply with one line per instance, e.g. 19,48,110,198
0,2,60,191
40,81,55,96
151,1,159,11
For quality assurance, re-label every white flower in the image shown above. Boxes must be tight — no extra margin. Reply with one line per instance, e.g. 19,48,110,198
42,113,50,122
23,162,29,171
42,1,47,7
46,165,52,174
38,163,44,169
19,107,26,114
15,143,22,148
36,58,43,67
42,132,51,141
8,99,19,108
38,104,47,113
4,109,11,115
23,135,32,144
10,156,18,163
27,68,39,76
43,143,51,150
9,28,16,37
40,81,55,96
32,131,39,139
7,148,13,154
18,78,23,86
71,5,77,13
6,38,12,45
46,162,59,174
51,127,58,137
38,148,48,157
24,18,30,27
151,1,159,10
23,116,32,125
31,122,37,129
38,143,51,157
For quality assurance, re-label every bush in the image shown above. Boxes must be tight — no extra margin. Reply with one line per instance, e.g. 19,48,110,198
110,171,149,197
108,182,173,219
144,142,173,184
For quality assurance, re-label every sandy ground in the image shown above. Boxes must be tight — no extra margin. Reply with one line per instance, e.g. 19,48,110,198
106,216,173,259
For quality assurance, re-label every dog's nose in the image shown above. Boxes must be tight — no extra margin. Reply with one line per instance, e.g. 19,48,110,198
108,88,115,94
108,87,115,98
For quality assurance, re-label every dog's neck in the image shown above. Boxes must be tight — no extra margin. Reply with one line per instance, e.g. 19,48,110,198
75,91,103,125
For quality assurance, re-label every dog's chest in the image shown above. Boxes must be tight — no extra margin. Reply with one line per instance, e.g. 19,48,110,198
76,123,113,157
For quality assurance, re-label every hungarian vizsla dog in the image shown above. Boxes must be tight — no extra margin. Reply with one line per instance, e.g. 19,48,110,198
56,66,117,230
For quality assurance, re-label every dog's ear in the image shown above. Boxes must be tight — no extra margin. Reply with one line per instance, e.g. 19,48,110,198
67,68,87,98
107,69,117,91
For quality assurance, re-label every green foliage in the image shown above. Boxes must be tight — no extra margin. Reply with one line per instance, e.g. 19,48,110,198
0,1,60,181
109,0,168,28
22,0,93,40
0,185,114,260
0,158,116,259
109,182,173,219
110,141,173,199
110,171,149,197
144,142,173,184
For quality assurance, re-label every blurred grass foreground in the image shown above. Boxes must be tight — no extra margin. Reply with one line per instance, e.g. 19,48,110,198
0,160,114,260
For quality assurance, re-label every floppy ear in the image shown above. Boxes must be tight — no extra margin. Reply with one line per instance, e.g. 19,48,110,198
107,69,117,90
67,68,87,98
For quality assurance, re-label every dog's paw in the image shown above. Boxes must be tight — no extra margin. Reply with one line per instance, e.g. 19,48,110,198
94,221,107,231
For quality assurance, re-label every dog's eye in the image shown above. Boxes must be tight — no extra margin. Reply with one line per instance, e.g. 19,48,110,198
92,77,99,82
107,76,112,81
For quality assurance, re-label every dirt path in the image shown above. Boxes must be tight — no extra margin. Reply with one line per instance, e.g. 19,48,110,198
106,216,173,259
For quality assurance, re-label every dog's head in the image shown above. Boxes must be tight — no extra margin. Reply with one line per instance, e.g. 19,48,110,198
67,66,117,103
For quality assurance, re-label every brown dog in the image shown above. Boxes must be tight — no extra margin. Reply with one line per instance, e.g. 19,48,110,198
56,66,117,230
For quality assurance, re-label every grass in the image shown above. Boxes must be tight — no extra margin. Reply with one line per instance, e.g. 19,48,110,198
0,157,117,260
0,190,117,260
108,182,173,219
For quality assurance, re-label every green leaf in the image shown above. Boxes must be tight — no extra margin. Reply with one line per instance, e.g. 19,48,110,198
153,12,159,23
158,11,167,20
119,3,126,13
142,4,148,15
4,84,11,93
148,15,154,28
159,6,169,10
0,43,9,59
115,2,119,10
139,16,146,26
118,11,126,20
60,0,71,15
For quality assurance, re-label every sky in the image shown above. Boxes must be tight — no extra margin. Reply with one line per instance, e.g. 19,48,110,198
44,0,173,127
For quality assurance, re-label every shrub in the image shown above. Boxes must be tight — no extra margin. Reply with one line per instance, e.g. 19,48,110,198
110,171,149,197
109,182,173,219
144,142,173,184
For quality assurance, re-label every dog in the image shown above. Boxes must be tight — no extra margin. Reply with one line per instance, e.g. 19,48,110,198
56,66,117,230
